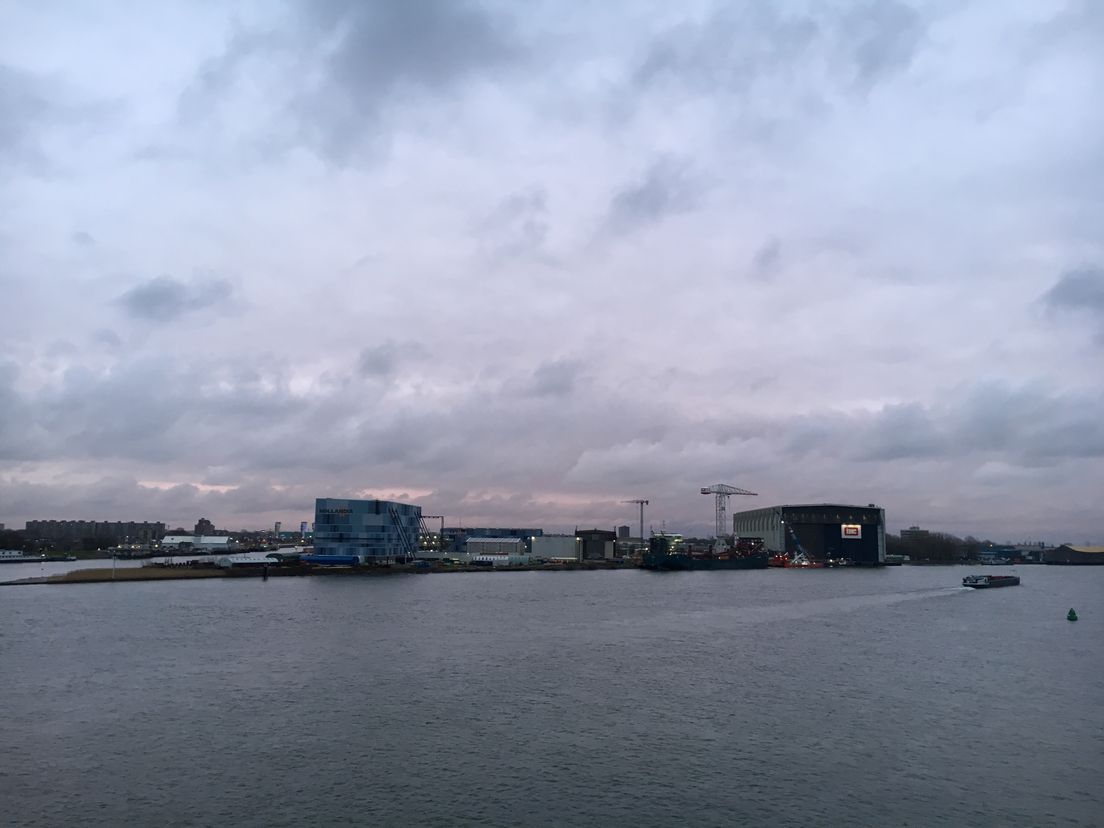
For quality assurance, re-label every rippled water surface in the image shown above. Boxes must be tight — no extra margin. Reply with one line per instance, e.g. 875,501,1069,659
3,566,1101,827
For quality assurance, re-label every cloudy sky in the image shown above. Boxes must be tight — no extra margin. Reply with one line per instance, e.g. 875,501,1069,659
1,0,1102,541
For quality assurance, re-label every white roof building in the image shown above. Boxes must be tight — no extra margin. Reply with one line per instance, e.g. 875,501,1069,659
161,535,236,552
465,537,526,555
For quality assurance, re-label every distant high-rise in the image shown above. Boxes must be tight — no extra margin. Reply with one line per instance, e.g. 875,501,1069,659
24,520,165,544
194,517,215,536
617,525,630,539
900,526,930,542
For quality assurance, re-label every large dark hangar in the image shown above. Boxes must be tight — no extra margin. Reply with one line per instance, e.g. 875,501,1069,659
731,504,886,565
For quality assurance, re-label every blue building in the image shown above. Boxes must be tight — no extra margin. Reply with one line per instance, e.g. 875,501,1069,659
312,498,422,563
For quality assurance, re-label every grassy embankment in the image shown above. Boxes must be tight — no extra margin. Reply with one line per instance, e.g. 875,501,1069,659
10,567,230,585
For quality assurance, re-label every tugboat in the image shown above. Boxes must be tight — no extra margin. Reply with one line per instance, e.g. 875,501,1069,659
962,574,1020,589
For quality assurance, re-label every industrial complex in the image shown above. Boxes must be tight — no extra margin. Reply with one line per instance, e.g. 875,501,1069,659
732,504,887,566
5,484,1085,569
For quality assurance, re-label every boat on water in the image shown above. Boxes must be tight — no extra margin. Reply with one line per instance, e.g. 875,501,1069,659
767,551,826,568
0,550,77,564
963,574,1020,589
642,535,768,571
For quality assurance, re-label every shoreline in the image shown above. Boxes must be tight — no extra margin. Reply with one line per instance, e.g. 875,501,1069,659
2,558,1043,587
0,560,638,586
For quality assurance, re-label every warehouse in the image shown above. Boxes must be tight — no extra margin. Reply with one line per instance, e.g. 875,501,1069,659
531,535,581,562
465,537,528,557
1044,545,1104,565
731,504,886,565
161,535,236,553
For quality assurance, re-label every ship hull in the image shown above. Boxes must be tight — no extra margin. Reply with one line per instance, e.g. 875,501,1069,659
963,575,1020,589
642,552,769,571
0,555,76,564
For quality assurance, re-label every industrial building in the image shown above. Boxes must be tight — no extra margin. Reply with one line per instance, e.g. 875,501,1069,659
1044,545,1104,565
466,537,528,557
161,535,236,553
313,498,422,563
731,504,886,565
532,534,581,562
577,529,617,560
441,527,542,557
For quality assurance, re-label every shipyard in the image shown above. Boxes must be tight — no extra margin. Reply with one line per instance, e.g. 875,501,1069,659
3,484,1088,587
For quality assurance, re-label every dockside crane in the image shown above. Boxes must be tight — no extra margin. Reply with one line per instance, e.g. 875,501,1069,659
421,515,445,535
419,515,446,554
622,498,649,547
700,484,757,539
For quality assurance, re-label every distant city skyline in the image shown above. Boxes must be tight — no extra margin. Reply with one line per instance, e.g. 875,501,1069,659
4,508,1087,547
1,2,1101,543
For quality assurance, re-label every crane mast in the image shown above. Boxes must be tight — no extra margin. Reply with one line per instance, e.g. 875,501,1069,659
622,498,649,548
700,484,757,539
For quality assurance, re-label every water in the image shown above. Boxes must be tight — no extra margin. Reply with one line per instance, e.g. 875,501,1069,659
0,552,294,583
0,555,221,582
2,566,1101,826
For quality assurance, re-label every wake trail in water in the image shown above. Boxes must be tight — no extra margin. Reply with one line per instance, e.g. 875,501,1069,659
645,584,973,631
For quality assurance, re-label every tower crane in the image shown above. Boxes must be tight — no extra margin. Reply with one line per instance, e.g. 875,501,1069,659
622,499,649,546
700,484,757,539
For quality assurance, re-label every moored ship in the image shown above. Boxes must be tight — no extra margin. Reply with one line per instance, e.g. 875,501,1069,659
0,549,77,564
642,535,768,571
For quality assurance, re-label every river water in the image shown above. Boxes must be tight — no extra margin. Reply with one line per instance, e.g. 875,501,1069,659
2,565,1101,827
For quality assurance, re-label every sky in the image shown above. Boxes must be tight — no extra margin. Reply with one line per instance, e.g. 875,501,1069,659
1,0,1102,542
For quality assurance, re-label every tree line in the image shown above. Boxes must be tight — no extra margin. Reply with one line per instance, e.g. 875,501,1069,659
886,532,998,562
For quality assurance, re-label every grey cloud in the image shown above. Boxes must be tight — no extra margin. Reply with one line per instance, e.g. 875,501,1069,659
0,356,311,467
604,156,700,235
786,384,1104,465
841,1,924,87
295,0,518,163
357,342,401,378
0,63,114,175
751,237,782,280
634,1,926,97
2,2,1101,543
0,362,43,461
478,187,551,262
116,275,234,322
2,352,1101,540
1042,266,1104,315
527,359,583,398
0,475,316,530
357,340,428,378
635,6,818,92
856,402,943,461
168,0,520,165
177,28,276,123
91,329,123,349
72,231,95,247
0,65,55,169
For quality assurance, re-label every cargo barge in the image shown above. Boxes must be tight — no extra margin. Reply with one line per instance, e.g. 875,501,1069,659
963,574,1020,589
